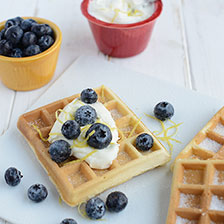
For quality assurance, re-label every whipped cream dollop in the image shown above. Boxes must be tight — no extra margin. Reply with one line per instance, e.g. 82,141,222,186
48,98,119,169
88,0,155,24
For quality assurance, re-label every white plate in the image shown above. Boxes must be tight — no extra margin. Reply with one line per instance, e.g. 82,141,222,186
0,56,223,224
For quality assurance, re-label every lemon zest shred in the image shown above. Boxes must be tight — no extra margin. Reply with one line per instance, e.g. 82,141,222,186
58,196,62,205
32,125,49,142
111,8,119,23
128,117,141,138
49,132,63,137
55,110,64,124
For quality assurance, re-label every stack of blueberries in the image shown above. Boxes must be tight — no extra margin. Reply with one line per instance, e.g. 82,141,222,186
0,16,55,57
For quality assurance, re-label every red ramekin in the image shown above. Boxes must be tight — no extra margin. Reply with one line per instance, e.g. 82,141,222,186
81,0,163,58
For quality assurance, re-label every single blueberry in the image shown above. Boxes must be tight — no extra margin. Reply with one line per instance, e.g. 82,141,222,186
154,102,174,121
27,184,48,202
22,32,37,47
86,123,112,149
136,133,154,152
24,44,41,56
31,23,53,37
4,167,23,186
20,19,37,31
5,25,23,44
11,48,23,57
38,35,54,51
61,120,81,140
60,218,78,224
75,105,97,127
5,17,23,29
85,197,106,220
106,191,128,213
0,28,6,40
49,140,71,163
0,40,13,56
81,88,98,104
0,39,6,55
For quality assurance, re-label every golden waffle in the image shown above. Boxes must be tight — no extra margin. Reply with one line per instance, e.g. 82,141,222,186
17,85,170,207
166,159,224,224
174,107,224,162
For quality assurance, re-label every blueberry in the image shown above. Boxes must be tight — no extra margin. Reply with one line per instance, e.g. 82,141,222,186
5,17,23,29
20,19,37,31
85,197,106,220
24,44,41,56
86,123,112,149
136,133,154,152
0,28,6,40
0,40,13,56
27,184,48,202
5,25,23,44
61,120,81,140
154,102,174,121
60,219,78,224
38,35,54,51
11,48,23,57
106,191,128,213
49,140,71,163
4,167,23,186
22,32,37,47
81,88,98,104
75,105,97,127
31,24,53,37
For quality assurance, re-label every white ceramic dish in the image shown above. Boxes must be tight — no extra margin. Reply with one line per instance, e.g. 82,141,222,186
0,56,223,224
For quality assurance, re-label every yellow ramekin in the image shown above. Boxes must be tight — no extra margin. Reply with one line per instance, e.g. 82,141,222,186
0,17,62,91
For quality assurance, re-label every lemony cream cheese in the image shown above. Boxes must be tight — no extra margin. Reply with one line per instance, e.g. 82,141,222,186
88,0,155,24
48,98,119,169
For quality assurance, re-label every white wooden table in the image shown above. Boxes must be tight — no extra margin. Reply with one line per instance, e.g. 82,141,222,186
1,0,223,223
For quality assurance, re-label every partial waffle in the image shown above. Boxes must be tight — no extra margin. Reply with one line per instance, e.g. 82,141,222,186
166,159,224,224
17,85,170,207
174,107,224,162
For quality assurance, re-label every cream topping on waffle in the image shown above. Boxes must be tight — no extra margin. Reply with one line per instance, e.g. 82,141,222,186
48,98,119,169
88,0,155,24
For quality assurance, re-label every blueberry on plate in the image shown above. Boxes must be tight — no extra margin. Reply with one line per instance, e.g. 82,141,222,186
20,19,37,31
86,123,112,149
61,120,81,140
27,184,48,202
11,48,23,57
24,44,41,56
5,17,23,29
154,101,174,121
60,218,78,224
31,23,53,37
4,167,23,186
80,88,98,104
85,197,106,220
136,133,154,152
75,105,97,127
22,32,37,47
49,140,71,163
38,35,54,51
106,191,128,213
5,25,23,44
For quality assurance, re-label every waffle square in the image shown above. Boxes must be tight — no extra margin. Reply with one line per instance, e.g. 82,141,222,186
174,107,224,162
17,86,170,206
166,159,224,224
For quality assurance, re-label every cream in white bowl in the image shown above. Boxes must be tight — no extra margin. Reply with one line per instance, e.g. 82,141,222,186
88,0,155,24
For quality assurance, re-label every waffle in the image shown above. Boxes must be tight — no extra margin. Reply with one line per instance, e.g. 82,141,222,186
174,107,224,162
166,159,224,224
17,85,170,207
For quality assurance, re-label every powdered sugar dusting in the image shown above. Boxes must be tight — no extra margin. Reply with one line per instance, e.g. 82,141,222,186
214,123,224,136
176,216,198,224
210,195,224,211
199,138,222,153
213,170,224,185
179,193,201,208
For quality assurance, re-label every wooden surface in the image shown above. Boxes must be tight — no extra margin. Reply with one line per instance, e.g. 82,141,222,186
0,0,223,223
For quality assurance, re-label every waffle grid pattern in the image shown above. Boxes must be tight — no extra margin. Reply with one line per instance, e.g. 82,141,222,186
167,160,224,224
174,107,224,162
17,86,170,206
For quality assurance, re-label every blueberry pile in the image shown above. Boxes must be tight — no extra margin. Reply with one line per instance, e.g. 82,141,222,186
0,16,54,57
